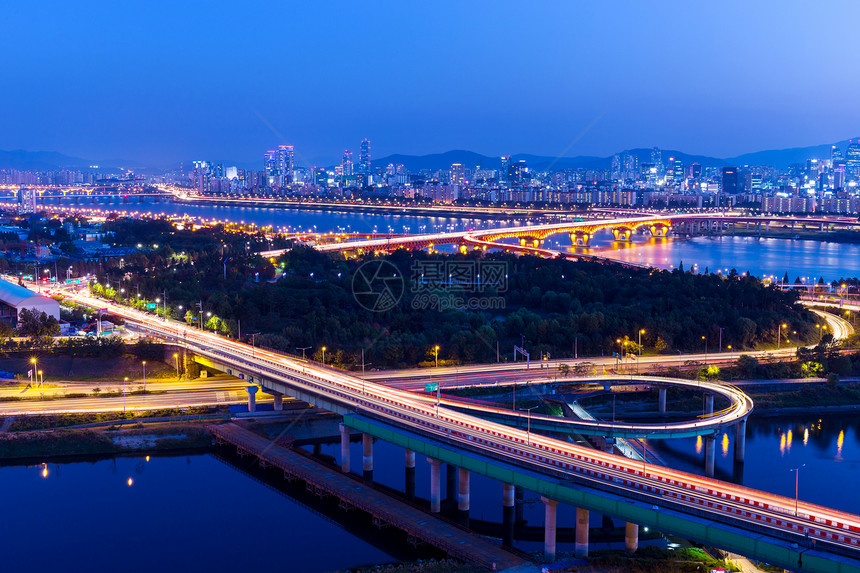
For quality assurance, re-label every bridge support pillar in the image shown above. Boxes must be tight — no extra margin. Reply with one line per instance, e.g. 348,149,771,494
705,436,716,477
271,392,283,411
625,522,639,553
457,468,470,527
705,393,714,416
541,497,558,562
339,424,351,473
502,483,515,546
575,507,589,558
362,434,374,480
735,418,747,463
515,486,524,525
446,464,457,507
658,387,667,414
405,449,416,499
246,385,258,412
428,458,442,513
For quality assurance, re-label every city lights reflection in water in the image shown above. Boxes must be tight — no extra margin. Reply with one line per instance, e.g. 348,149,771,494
721,433,730,457
695,435,703,454
837,430,845,460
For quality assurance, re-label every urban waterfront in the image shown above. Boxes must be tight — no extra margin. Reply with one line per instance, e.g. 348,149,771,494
4,411,856,571
39,196,860,281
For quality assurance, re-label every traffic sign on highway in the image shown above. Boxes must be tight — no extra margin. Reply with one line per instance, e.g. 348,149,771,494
146,303,157,309
424,382,438,392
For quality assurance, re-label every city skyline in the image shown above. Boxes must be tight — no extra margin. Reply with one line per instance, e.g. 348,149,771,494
3,2,860,165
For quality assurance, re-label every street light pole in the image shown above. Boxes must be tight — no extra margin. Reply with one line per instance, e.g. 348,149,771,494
522,405,539,446
321,346,326,365
142,361,147,393
790,464,806,516
434,345,440,368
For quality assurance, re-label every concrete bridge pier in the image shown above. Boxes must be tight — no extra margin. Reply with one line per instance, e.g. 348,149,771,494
625,522,639,553
542,497,558,562
446,464,457,507
428,458,442,513
515,486,524,525
658,387,667,413
705,435,716,476
246,385,258,412
457,467,470,527
735,418,747,463
339,423,351,473
362,434,374,480
271,391,284,411
502,483,515,546
705,392,714,416
405,449,416,499
575,507,590,558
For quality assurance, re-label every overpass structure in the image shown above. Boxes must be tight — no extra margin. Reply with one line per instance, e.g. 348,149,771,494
51,287,860,572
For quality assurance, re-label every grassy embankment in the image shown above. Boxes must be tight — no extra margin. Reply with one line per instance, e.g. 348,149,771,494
0,406,227,460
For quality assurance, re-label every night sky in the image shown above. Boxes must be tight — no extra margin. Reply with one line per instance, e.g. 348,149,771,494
2,1,858,166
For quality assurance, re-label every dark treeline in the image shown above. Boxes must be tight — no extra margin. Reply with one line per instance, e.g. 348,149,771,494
87,218,821,370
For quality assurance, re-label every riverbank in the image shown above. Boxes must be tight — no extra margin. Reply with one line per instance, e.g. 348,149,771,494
0,420,214,460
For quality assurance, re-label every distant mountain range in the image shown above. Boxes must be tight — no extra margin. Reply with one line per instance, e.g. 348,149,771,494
0,149,135,172
372,138,860,173
2,136,859,173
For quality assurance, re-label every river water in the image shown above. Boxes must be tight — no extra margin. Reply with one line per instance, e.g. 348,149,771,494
2,413,856,570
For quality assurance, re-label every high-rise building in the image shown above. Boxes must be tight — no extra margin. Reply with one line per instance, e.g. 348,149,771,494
450,163,464,185
721,166,738,194
341,150,353,177
834,163,846,189
650,147,663,173
358,139,371,177
831,145,844,163
500,156,512,182
264,150,278,185
192,161,211,194
846,140,860,178
508,160,529,183
17,186,36,214
277,145,294,187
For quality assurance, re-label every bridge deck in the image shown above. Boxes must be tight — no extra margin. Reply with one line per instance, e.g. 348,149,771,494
209,422,534,572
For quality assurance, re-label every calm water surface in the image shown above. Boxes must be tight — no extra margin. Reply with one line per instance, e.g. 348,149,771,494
652,413,860,513
0,453,392,572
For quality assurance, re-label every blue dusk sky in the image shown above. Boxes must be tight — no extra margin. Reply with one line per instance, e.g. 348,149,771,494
2,1,858,166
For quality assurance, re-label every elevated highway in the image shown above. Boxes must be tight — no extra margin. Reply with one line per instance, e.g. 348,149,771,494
45,286,860,572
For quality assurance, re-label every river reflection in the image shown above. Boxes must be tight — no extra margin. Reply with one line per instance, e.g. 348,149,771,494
0,453,393,572
654,413,860,514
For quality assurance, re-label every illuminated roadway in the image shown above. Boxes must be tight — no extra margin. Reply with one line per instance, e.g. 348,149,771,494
43,287,860,569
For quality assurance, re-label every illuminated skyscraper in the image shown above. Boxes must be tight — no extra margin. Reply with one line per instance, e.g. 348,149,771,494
846,140,860,178
500,155,512,182
450,163,464,185
358,139,371,177
17,186,36,214
277,145,294,186
831,145,844,163
342,150,353,176
721,166,738,194
264,150,278,186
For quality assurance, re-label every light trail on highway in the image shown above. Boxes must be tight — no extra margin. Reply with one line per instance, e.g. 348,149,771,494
42,286,860,558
